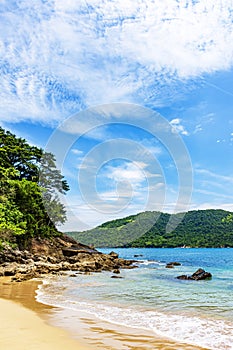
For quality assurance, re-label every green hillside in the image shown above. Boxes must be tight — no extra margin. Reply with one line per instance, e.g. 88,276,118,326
67,210,233,248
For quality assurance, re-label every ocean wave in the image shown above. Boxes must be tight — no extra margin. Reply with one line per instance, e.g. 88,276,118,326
36,279,233,350
136,260,164,266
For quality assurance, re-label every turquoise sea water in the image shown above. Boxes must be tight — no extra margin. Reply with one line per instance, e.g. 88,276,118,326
37,248,233,349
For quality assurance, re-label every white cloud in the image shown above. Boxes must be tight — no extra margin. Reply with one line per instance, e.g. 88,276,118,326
170,118,189,135
1,1,233,123
71,148,83,155
106,162,146,185
193,124,203,134
194,167,233,205
195,168,233,184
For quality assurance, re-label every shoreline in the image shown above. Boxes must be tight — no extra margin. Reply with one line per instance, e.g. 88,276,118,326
0,277,208,350
0,277,90,350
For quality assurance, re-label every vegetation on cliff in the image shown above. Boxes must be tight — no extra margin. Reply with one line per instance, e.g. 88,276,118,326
68,209,233,248
0,127,69,249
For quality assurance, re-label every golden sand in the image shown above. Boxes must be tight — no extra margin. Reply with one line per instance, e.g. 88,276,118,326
0,278,207,350
0,278,89,350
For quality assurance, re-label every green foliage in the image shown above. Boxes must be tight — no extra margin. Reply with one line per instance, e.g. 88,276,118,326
68,209,233,248
0,196,26,236
222,214,233,223
0,127,69,247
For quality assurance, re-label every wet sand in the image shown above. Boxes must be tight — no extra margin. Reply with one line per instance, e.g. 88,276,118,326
0,278,207,350
0,278,89,350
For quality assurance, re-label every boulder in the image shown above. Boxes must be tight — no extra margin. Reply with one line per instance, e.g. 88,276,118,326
109,251,119,259
3,262,19,276
191,268,212,280
177,268,212,281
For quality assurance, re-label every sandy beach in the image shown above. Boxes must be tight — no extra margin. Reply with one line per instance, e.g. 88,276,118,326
0,277,208,350
0,278,90,350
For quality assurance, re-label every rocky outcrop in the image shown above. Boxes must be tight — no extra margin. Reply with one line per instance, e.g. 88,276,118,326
177,268,212,281
0,235,137,282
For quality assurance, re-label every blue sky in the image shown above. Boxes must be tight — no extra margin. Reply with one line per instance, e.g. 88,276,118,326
0,0,233,231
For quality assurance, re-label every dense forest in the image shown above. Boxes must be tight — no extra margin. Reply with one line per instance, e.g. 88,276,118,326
68,210,233,248
0,127,69,249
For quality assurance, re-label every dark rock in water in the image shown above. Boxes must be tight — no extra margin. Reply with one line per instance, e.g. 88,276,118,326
111,275,123,279
166,261,181,268
169,262,181,266
177,268,212,281
176,274,190,280
113,269,120,274
166,264,174,268
134,254,143,257
191,268,212,280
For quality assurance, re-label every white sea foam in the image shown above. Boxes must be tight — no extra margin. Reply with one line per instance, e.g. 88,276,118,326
36,279,233,350
136,260,163,266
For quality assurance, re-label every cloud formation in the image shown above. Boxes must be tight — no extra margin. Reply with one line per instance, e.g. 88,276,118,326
1,0,233,123
170,118,189,135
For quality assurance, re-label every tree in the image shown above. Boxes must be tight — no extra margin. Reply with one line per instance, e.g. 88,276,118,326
0,127,69,247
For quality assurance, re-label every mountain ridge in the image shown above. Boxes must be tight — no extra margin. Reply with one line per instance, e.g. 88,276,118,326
67,209,233,248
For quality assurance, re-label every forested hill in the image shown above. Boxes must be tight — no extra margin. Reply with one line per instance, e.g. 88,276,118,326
0,127,69,249
67,210,233,248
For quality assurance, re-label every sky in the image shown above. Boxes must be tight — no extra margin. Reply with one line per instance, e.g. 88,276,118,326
0,0,233,231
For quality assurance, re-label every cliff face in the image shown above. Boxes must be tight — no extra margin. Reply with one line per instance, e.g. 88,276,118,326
0,235,136,282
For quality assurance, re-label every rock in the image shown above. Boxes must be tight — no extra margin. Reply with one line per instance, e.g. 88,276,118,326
11,270,38,282
191,268,212,280
134,254,143,257
169,262,181,266
166,264,174,268
177,268,212,281
166,262,181,268
3,262,19,276
62,247,83,257
111,275,123,279
77,260,97,272
47,256,58,264
0,235,135,282
122,265,138,269
176,274,189,280
109,251,119,259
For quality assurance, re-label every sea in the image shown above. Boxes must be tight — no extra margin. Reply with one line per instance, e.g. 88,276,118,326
36,248,233,350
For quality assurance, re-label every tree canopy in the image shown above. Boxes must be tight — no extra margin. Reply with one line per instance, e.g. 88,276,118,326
68,209,233,248
0,127,69,249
